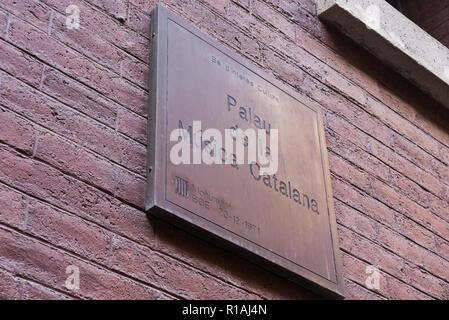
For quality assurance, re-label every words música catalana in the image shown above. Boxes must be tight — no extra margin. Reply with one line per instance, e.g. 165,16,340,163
249,162,320,215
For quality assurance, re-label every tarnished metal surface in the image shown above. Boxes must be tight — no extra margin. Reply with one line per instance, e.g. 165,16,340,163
146,5,344,298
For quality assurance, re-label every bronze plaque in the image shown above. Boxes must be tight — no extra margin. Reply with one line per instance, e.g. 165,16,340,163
146,5,344,298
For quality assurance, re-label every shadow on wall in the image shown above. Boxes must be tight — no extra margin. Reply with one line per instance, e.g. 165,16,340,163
320,22,449,139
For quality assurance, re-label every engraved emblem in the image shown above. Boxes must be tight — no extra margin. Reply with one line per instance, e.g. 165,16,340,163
175,176,189,198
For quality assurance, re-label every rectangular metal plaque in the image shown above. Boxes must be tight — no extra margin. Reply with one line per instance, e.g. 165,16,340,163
146,5,344,298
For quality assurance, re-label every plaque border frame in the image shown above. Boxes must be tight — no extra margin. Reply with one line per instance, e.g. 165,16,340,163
146,4,344,299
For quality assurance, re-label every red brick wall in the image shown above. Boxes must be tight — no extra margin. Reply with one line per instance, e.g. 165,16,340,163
0,0,448,300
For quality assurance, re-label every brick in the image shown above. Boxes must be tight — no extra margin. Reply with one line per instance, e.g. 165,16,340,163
404,264,449,299
50,12,125,76
341,252,432,300
0,268,20,299
339,223,406,275
328,151,371,191
405,1,449,33
340,196,449,261
264,0,316,16
109,235,261,300
326,127,449,216
8,18,148,117
0,107,35,155
326,112,449,221
338,225,448,299
40,68,118,129
336,201,449,298
164,0,262,62
342,253,384,296
50,11,150,92
325,126,387,185
0,144,85,209
40,0,149,62
296,0,316,14
260,49,306,89
390,132,443,180
292,3,333,44
85,0,128,22
381,83,449,148
332,177,396,228
231,0,251,10
434,162,449,188
0,0,51,31
267,0,377,91
0,39,43,87
343,278,384,300
228,2,293,56
333,158,449,253
26,200,111,264
376,225,449,288
384,275,434,300
127,4,151,37
21,279,72,299
203,0,229,13
333,176,449,262
366,95,446,166
0,226,172,299
0,71,146,175
0,10,7,36
262,48,372,125
23,193,313,300
114,170,146,208
335,201,379,242
130,0,157,14
437,148,449,181
389,170,431,208
252,0,296,41
370,178,449,240
0,184,26,230
369,141,443,199
35,131,116,195
117,108,146,145
121,56,149,89
0,143,149,241
147,216,318,299
334,175,447,295
434,234,449,260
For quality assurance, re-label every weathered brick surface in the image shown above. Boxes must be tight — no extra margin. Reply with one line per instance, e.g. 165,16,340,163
0,71,147,175
0,10,7,36
40,68,118,129
0,39,43,87
0,0,448,300
25,200,112,265
40,0,149,62
0,226,173,299
109,235,261,300
127,3,152,37
85,0,129,22
20,280,72,300
0,107,36,155
8,16,148,117
0,184,26,229
0,268,21,300
0,0,51,31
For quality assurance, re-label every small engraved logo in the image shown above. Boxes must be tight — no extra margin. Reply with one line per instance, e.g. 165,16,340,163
175,176,189,198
